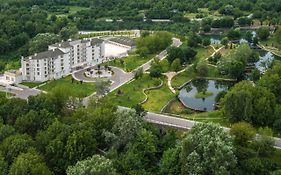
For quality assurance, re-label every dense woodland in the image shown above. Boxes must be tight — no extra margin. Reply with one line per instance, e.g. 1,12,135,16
1,0,281,70
0,81,281,175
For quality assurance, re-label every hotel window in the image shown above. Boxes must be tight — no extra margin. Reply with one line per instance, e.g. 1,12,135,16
37,72,40,75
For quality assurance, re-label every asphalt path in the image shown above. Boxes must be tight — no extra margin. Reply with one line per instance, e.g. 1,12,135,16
118,106,281,149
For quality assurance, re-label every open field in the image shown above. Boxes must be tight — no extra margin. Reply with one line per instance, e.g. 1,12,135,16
38,76,95,97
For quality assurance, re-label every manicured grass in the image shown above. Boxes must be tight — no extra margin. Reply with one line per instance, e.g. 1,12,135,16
194,46,214,62
106,74,161,107
195,91,213,98
142,79,175,112
163,98,194,115
21,82,44,88
38,76,95,98
182,110,230,127
171,65,196,88
104,54,155,72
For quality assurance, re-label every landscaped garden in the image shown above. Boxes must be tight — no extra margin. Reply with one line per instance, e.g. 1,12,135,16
142,79,175,112
104,53,155,72
38,76,95,98
106,74,162,108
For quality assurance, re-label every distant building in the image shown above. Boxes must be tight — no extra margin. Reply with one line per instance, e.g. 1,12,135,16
4,70,22,85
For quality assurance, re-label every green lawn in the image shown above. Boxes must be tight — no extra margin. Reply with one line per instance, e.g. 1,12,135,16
21,82,44,88
194,46,214,62
106,74,161,107
162,98,194,115
172,65,196,88
182,110,230,127
142,79,175,112
48,6,90,18
104,54,155,72
38,76,95,98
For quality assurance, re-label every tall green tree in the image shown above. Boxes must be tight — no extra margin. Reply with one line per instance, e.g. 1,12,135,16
67,155,117,175
9,149,53,175
180,123,237,175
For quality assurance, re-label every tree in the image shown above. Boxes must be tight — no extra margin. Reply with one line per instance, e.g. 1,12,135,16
196,61,208,76
67,155,117,175
167,47,184,63
227,28,241,40
221,37,229,47
180,123,237,175
188,33,202,47
160,147,181,175
245,31,253,42
134,67,143,80
253,127,274,157
133,104,147,117
9,149,53,175
228,60,245,79
121,129,158,172
60,25,78,40
0,124,15,142
250,69,261,81
15,109,55,137
0,154,8,175
275,29,281,45
257,27,270,41
150,66,162,78
202,38,211,46
28,33,60,54
223,81,276,126
95,79,110,97
171,58,181,72
230,122,256,146
104,110,143,149
222,81,254,122
0,134,34,164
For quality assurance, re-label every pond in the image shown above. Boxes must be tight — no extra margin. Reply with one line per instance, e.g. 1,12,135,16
178,79,234,111
255,50,281,73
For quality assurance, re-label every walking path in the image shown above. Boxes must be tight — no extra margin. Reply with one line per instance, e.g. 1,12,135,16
164,45,224,94
81,38,182,105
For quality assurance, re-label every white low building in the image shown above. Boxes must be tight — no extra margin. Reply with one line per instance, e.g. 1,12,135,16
3,70,22,85
12,37,135,83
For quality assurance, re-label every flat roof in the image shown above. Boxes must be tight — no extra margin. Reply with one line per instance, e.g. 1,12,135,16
24,48,65,60
109,37,135,47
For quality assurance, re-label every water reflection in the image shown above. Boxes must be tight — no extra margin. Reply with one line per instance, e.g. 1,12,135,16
178,79,234,111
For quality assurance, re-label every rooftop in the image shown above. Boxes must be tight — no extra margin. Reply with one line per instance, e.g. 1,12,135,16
24,48,65,60
91,38,104,46
109,37,135,47
5,69,22,76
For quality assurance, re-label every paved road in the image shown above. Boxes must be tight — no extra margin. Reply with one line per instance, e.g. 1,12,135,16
0,86,41,100
80,38,182,105
118,106,281,149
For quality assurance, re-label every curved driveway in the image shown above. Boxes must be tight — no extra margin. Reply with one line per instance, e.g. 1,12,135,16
75,38,182,94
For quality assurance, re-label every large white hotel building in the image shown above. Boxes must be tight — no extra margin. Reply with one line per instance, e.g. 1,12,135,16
4,37,135,84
